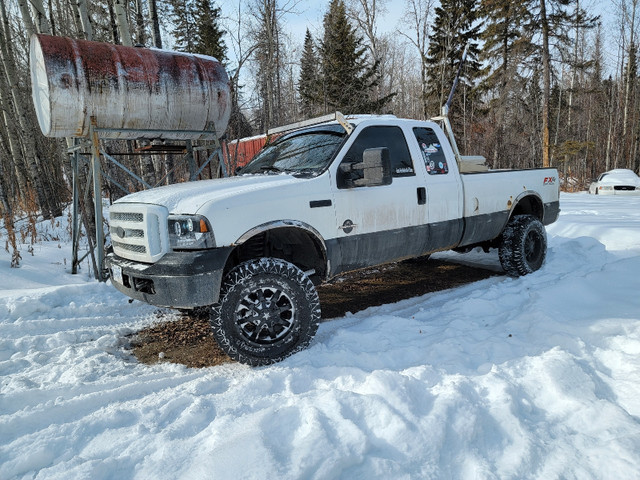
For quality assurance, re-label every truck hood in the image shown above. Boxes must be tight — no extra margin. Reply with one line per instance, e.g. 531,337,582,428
114,174,302,214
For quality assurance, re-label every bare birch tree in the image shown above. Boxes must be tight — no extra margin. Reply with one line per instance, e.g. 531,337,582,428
618,0,639,170
0,0,60,219
30,0,53,34
398,0,434,118
223,1,257,140
77,0,94,39
114,0,133,46
15,0,37,37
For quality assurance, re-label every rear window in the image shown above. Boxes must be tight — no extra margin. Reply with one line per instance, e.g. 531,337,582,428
413,127,449,175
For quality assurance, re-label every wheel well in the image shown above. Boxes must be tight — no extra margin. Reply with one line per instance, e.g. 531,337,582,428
479,194,545,251
510,195,543,221
224,227,327,284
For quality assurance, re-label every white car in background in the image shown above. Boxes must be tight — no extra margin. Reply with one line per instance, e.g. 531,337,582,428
589,169,640,195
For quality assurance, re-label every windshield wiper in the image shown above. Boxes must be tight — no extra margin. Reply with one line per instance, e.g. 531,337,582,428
291,168,320,177
260,166,282,173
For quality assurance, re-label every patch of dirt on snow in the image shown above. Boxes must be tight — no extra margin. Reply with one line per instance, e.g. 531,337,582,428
130,310,227,368
131,256,497,368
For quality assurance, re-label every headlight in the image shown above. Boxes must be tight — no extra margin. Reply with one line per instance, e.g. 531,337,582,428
168,215,215,250
599,185,613,191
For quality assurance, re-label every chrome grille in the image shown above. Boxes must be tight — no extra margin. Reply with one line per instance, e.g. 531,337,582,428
109,204,169,263
112,241,146,254
110,226,144,238
110,212,143,222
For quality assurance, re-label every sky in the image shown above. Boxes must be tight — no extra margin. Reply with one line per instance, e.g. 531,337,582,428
209,0,623,73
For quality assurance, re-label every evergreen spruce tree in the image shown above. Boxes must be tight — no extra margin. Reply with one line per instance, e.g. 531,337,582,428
194,0,227,62
478,0,533,168
171,0,197,53
298,29,320,117
425,0,482,113
319,0,392,114
170,0,226,60
480,0,532,92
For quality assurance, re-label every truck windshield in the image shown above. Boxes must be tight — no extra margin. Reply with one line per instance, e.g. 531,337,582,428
239,127,346,176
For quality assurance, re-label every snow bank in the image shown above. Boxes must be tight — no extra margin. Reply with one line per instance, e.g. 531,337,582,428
1,193,639,479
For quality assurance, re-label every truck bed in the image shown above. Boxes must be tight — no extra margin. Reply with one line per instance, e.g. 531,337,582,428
458,168,560,246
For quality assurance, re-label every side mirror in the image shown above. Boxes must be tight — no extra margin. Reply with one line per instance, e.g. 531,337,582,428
340,147,392,188
354,147,392,187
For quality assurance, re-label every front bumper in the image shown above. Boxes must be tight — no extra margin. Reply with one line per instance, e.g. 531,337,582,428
594,186,640,195
105,247,233,309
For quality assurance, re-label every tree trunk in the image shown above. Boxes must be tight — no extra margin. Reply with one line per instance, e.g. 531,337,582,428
140,154,157,186
48,0,56,35
540,0,551,168
16,0,37,38
77,0,93,40
622,1,638,169
30,0,52,34
134,0,145,45
107,0,119,44
0,0,60,218
114,0,133,46
0,72,31,203
148,0,163,48
0,171,20,267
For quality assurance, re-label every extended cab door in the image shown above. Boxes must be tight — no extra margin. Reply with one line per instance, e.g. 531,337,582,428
328,124,429,274
409,125,464,251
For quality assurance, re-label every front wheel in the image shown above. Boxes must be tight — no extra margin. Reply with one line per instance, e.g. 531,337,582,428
498,214,547,277
210,258,321,366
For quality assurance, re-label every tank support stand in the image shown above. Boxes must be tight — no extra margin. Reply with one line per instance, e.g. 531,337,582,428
69,120,221,281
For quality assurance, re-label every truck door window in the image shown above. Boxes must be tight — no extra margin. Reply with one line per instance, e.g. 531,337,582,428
339,126,414,188
413,127,449,175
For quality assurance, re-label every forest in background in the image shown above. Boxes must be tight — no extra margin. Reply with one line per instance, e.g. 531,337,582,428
0,0,639,268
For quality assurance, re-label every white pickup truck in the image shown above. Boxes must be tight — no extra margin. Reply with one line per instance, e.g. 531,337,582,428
106,115,560,365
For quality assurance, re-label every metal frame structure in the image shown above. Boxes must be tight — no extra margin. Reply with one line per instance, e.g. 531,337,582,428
267,111,353,136
69,117,222,281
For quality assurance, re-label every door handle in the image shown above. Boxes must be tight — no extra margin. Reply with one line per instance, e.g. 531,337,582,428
417,187,426,205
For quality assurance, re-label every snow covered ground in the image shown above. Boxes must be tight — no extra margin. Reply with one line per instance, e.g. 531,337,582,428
1,193,639,479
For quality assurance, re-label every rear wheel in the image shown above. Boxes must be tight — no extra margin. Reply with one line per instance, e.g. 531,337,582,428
210,258,321,366
499,214,547,277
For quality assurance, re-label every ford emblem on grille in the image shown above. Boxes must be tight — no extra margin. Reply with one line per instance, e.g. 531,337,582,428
115,226,126,238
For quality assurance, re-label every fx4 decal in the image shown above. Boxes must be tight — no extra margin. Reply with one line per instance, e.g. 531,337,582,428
543,176,557,185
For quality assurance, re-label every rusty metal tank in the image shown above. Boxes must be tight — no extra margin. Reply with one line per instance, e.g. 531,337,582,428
30,34,230,140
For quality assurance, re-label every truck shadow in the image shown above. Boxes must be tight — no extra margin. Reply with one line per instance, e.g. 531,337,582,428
129,255,499,368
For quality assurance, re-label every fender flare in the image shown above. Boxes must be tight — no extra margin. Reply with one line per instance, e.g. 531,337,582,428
502,190,544,230
235,219,328,257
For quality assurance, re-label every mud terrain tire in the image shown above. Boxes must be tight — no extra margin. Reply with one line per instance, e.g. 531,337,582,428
499,214,547,277
210,258,321,366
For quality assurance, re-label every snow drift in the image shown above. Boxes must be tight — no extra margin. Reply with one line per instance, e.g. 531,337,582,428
1,193,639,479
